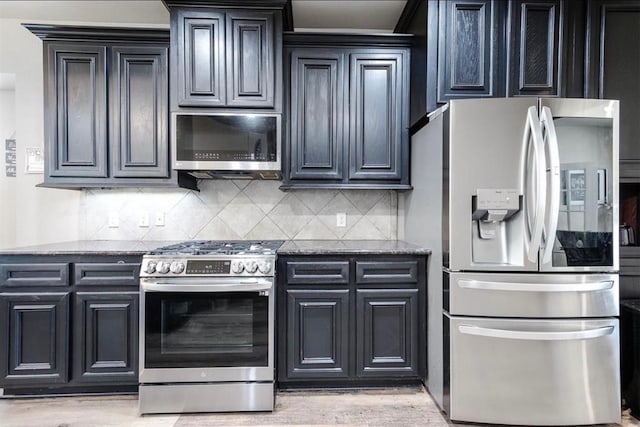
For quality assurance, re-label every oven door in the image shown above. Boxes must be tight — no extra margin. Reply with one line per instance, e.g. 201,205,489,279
139,278,274,383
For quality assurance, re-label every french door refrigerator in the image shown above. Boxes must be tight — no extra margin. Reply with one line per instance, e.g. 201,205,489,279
404,97,620,425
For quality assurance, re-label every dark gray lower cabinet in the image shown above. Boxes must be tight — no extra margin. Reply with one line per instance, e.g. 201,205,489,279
74,292,139,384
278,255,426,387
0,293,69,386
0,255,140,394
286,289,350,378
356,289,418,377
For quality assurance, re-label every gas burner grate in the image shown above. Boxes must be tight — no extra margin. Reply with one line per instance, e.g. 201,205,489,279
148,240,284,256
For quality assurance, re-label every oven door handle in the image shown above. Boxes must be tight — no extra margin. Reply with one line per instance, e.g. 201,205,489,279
140,278,273,293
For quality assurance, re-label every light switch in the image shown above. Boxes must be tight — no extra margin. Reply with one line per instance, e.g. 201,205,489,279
336,212,347,227
155,211,165,227
138,212,150,228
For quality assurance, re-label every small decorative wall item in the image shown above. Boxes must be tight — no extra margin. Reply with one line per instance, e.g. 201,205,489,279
25,147,44,173
5,139,16,177
568,169,585,205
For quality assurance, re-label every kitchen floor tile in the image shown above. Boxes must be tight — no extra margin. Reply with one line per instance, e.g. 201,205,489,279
0,387,636,427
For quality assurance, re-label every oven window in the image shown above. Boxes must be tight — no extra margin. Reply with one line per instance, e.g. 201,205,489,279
145,292,268,368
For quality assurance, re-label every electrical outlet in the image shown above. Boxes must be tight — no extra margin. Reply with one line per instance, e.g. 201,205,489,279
108,211,119,228
155,211,165,227
138,211,150,228
336,212,347,227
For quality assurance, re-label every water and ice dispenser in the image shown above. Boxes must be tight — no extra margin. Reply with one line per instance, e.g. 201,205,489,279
471,189,522,265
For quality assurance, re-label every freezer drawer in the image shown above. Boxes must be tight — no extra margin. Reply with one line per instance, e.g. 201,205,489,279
446,272,618,317
447,315,620,425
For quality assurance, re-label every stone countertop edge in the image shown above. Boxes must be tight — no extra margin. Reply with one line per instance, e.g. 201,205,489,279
0,240,181,256
0,240,430,256
277,240,431,255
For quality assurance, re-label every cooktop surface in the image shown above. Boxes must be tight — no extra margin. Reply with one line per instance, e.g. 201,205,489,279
147,240,284,256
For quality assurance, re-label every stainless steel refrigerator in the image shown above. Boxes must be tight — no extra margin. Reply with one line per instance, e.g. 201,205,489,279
403,97,620,425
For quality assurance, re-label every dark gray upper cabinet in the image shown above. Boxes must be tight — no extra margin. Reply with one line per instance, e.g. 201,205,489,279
110,46,169,178
172,7,279,109
403,0,576,125
349,53,404,181
289,50,345,180
508,0,566,97
282,33,412,190
46,43,108,178
585,0,640,181
437,0,504,103
25,25,196,190
226,11,275,107
176,9,226,106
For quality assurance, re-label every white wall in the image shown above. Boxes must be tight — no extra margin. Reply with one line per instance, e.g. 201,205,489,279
0,88,17,248
0,19,85,248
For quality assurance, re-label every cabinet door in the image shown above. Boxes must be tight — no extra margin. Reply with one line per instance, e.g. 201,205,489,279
0,293,69,386
586,0,640,180
349,52,404,180
177,9,225,106
508,0,566,96
73,292,138,384
437,0,504,102
45,43,107,178
356,289,418,377
110,45,169,178
289,50,345,180
285,289,349,379
226,11,275,107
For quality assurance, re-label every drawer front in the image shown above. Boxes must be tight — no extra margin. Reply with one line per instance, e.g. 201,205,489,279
286,261,349,285
448,272,619,318
448,316,620,425
0,264,69,287
74,263,140,287
355,261,418,284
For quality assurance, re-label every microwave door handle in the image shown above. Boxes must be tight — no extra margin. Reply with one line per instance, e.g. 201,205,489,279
523,106,546,263
540,107,561,264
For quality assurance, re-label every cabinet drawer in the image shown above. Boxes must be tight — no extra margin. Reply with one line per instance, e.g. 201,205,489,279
286,262,349,285
0,263,69,287
355,261,418,284
74,263,140,287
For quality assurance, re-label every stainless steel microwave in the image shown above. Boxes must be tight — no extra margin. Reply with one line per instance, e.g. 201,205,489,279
172,112,281,178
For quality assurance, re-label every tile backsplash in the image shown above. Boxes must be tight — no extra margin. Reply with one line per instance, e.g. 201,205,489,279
81,180,398,241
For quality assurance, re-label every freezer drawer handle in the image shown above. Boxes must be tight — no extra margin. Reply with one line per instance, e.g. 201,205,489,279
458,325,614,341
457,279,613,292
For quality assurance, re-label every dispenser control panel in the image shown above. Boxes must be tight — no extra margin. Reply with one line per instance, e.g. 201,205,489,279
475,189,520,210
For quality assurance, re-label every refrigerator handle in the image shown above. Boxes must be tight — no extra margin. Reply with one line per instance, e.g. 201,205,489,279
458,325,614,341
523,106,547,263
457,279,614,292
541,106,561,264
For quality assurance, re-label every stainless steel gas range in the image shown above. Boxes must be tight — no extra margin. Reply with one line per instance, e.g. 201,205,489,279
138,240,283,415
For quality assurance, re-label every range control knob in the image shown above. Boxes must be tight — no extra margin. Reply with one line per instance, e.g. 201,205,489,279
245,260,258,274
170,262,185,274
231,260,245,274
144,261,157,274
258,262,272,274
156,261,171,274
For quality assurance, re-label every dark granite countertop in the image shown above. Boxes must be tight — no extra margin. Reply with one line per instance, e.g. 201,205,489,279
277,240,430,255
0,240,178,256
